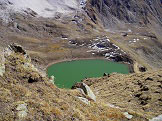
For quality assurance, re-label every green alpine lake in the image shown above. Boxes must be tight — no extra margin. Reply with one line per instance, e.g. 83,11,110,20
47,59,129,89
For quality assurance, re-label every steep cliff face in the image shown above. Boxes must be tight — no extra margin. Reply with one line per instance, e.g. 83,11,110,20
86,0,162,28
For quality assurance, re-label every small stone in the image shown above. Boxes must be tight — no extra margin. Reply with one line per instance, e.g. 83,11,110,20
16,103,27,111
49,75,55,84
103,73,110,77
103,73,108,76
18,111,28,118
16,103,28,119
145,77,153,81
106,103,120,109
122,33,128,37
139,66,147,72
123,112,133,119
50,76,55,80
0,64,5,76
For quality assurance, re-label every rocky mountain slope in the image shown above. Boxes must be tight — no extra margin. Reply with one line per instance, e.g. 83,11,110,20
83,70,162,119
0,0,162,120
86,0,162,69
0,43,161,121
0,44,152,121
86,0,162,28
0,0,161,70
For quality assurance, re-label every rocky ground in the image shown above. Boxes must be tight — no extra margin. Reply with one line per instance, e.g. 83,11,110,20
86,0,162,70
82,70,162,119
0,12,135,72
0,43,152,121
0,0,162,72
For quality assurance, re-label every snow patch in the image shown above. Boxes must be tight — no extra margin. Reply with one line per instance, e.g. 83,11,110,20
129,38,140,44
0,0,86,21
128,29,132,32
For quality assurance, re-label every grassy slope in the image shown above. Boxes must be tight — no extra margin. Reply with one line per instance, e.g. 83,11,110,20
83,70,162,119
0,47,148,121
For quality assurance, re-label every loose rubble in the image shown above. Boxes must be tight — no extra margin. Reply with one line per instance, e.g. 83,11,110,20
87,36,133,63
68,36,133,63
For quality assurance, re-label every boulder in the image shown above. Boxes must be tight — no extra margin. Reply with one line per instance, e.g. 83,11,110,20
72,82,96,101
139,66,147,72
4,43,30,60
77,97,90,105
49,75,55,84
103,73,107,76
122,33,128,37
103,73,110,77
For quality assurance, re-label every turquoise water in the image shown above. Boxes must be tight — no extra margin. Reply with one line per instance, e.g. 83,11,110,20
47,59,129,88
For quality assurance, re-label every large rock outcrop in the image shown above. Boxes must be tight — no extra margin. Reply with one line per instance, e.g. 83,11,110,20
72,82,96,101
